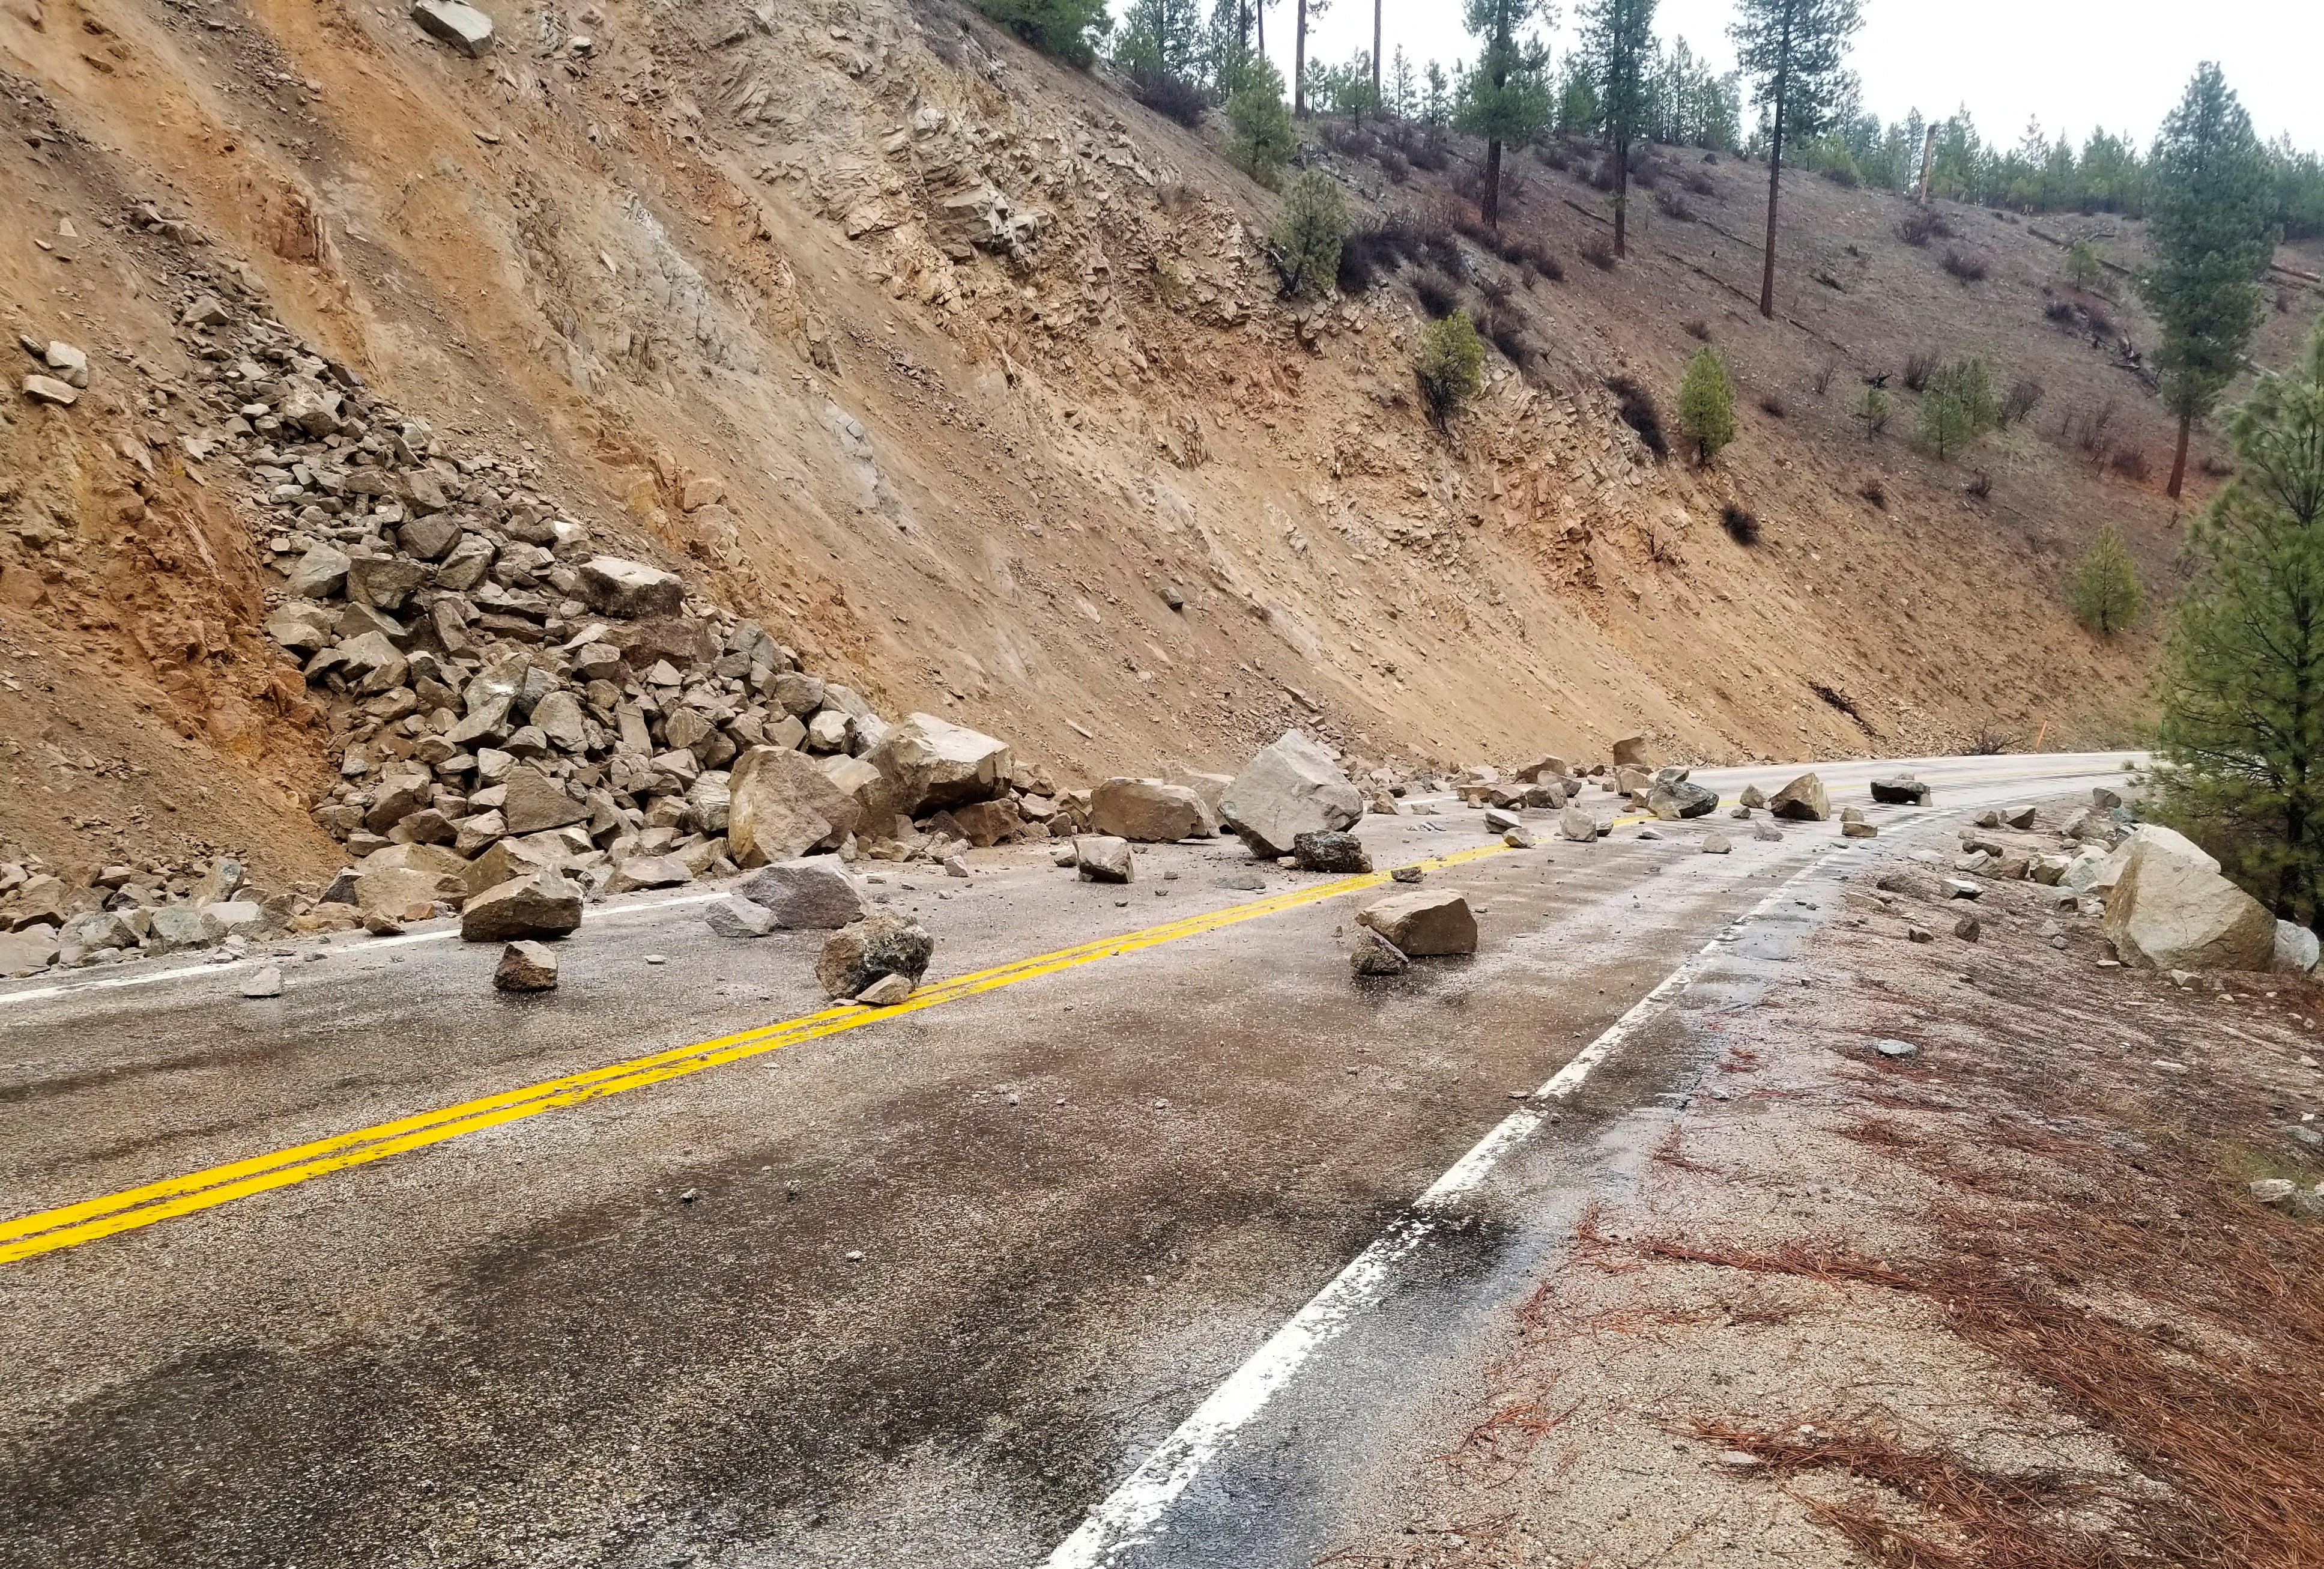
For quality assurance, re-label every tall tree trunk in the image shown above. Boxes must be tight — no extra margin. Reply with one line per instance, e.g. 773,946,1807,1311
1484,139,1504,230
1916,125,1937,204
1294,0,1308,117
1373,0,1382,108
1256,0,1264,61
1239,0,1250,55
1614,136,1630,255
2168,410,2192,499
1758,100,1785,318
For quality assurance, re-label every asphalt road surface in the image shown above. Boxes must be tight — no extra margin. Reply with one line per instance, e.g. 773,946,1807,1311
0,752,2137,1569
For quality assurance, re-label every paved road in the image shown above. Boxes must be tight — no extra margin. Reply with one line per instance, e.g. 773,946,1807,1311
0,752,2135,1568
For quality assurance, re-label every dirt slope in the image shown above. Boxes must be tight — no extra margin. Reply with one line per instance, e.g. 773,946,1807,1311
2,0,2317,878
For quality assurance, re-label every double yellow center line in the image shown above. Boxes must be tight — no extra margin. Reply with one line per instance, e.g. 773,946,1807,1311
1,843,1515,1267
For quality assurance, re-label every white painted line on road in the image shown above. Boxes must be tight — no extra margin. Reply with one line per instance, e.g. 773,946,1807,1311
0,890,730,1010
1040,843,1870,1569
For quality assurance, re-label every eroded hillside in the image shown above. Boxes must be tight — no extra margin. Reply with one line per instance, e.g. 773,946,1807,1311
4,0,2316,881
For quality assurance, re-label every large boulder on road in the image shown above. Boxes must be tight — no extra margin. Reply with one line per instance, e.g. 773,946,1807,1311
862,713,1013,818
739,858,865,928
1869,777,1932,805
1091,778,1211,842
1221,730,1362,857
2100,841,2274,971
727,744,862,866
1767,772,1830,821
1647,780,1719,819
817,912,934,1000
1357,890,1477,956
461,872,584,942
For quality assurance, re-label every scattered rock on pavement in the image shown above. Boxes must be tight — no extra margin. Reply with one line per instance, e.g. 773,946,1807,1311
494,940,560,991
1738,784,1768,809
1954,915,1981,941
1357,890,1477,956
817,912,934,1000
1702,834,1731,854
1349,927,1410,976
1215,870,1265,891
705,896,778,938
1560,806,1600,843
1390,865,1425,884
1869,777,1932,805
1293,831,1372,873
1611,735,1650,766
1943,878,1982,900
1503,830,1535,849
2005,806,2038,830
1220,730,1363,857
461,871,584,941
239,965,283,998
855,972,915,1006
1483,806,1521,833
1091,778,1211,842
1647,779,1719,819
1842,821,1878,839
739,858,865,928
2101,840,2275,972
1767,772,1830,821
1074,836,1134,883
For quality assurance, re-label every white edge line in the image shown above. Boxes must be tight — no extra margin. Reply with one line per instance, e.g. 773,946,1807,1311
1038,844,1864,1569
0,890,730,1010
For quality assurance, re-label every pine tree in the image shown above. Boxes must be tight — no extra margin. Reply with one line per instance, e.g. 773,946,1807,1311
1579,0,1657,256
1388,46,1416,120
1729,0,1863,318
2142,63,2275,499
2154,317,2324,921
1456,0,1554,231
1268,169,1349,296
1677,347,1738,464
1417,313,1486,427
1422,61,1450,127
1919,357,1997,460
1226,56,1297,186
2069,524,2146,636
976,0,1112,66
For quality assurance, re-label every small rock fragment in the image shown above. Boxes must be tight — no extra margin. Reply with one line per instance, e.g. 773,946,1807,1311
855,971,915,1006
1701,834,1731,854
1874,1038,1918,1058
494,940,560,991
1349,927,1410,976
239,965,283,998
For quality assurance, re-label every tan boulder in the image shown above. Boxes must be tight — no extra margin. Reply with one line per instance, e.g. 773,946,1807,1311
1767,772,1830,821
1357,890,1477,956
727,744,862,866
2101,842,2274,971
1091,778,1212,842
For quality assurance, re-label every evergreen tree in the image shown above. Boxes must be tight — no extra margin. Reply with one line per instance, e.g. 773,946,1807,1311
976,0,1110,66
2069,525,2146,636
1677,347,1738,463
1268,169,1349,296
1226,56,1297,185
1417,313,1486,427
2154,317,2324,921
1456,0,1554,231
2065,238,2105,292
1855,384,1891,436
1388,46,1417,120
1729,0,1862,318
1580,0,1656,256
2142,63,2275,499
1422,60,1451,127
1919,357,1997,460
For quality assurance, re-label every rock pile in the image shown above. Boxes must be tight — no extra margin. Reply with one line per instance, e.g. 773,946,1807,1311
0,851,330,976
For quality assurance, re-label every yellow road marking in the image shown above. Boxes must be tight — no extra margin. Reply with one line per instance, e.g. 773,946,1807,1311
1,843,1517,1266
0,759,2123,1267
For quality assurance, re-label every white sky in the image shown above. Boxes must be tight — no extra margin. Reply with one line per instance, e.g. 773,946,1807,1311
1208,0,2324,153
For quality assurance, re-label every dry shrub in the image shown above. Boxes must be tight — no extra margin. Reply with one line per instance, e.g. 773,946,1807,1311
1896,207,1950,246
1605,374,1668,460
2000,377,2044,428
1581,233,1617,270
1759,392,1788,418
1411,267,1463,320
1814,361,1838,396
2110,448,2151,482
1902,350,1938,393
1129,73,1206,129
1859,477,1887,509
1721,503,1760,545
1683,317,1711,341
1964,469,1993,499
1685,168,1718,196
1376,147,1409,184
2044,297,2078,324
1942,246,1992,283
1656,189,1696,222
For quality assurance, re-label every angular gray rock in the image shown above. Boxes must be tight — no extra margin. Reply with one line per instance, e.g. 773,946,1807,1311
2102,841,2275,971
1766,772,1830,821
240,965,284,999
285,542,351,598
1220,730,1363,857
2274,919,2321,974
1349,927,1410,976
1292,830,1372,873
1647,780,1719,819
816,912,934,1000
727,744,862,865
604,855,694,894
461,872,584,942
706,896,779,938
1701,834,1732,854
1357,890,1477,956
1559,806,1600,842
503,766,588,835
855,972,916,1006
1091,778,1210,842
738,858,865,928
1074,835,1135,883
494,941,560,991
577,555,685,618
862,713,1014,816
1869,777,1932,805
411,1,496,56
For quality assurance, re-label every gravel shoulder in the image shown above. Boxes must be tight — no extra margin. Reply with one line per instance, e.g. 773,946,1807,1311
1306,803,2324,1569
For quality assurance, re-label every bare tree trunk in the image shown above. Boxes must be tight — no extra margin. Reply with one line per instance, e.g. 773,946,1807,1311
1256,0,1265,61
1915,125,1937,204
1614,136,1630,255
1484,139,1504,229
1758,102,1785,318
2168,410,2192,499
1294,0,1308,117
1373,0,1382,108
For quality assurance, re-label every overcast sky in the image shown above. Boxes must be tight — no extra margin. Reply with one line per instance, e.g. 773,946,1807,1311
1214,0,2324,153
